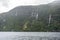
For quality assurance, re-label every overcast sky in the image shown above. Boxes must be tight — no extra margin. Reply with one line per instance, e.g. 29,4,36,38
0,0,55,13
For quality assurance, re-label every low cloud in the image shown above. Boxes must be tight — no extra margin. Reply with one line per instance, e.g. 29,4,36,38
0,0,8,7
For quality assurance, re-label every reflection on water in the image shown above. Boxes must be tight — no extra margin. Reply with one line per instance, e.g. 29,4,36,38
0,32,60,40
1,36,60,40
11,36,60,40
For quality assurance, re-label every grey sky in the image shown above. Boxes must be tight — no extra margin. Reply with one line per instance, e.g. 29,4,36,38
0,0,8,7
0,0,55,13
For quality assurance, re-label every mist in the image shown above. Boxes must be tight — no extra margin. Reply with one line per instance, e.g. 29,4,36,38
0,0,55,13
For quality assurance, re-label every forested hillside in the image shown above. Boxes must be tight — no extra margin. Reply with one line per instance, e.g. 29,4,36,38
0,0,60,32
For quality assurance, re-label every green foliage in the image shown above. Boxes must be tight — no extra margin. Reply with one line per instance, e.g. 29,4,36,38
0,3,60,32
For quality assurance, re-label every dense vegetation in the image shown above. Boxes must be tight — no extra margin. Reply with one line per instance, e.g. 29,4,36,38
0,1,60,32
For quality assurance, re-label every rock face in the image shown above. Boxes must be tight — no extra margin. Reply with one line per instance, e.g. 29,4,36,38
49,0,60,6
0,0,60,31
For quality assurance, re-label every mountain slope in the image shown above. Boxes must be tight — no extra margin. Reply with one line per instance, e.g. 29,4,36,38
0,0,60,32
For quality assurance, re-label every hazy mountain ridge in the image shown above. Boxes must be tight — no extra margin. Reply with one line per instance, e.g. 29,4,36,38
0,0,60,32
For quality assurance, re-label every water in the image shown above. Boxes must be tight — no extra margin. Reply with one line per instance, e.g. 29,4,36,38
0,32,60,40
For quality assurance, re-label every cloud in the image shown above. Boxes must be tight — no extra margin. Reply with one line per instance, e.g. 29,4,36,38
0,0,8,7
0,0,55,13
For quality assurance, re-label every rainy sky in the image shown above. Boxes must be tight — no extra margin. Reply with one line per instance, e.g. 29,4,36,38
0,0,55,13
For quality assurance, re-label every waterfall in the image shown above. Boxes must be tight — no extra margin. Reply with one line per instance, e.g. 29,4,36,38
36,13,38,20
15,10,17,16
31,8,38,20
48,14,52,26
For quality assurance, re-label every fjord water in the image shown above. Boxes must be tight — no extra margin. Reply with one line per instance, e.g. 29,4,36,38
0,32,60,40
